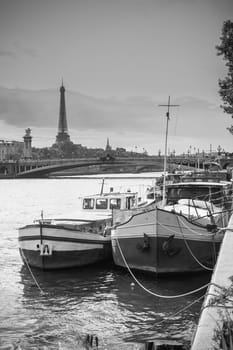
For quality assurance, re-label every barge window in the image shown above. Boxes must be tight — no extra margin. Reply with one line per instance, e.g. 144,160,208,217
167,185,223,206
167,187,210,203
126,196,136,209
83,198,95,209
96,198,108,209
110,198,121,209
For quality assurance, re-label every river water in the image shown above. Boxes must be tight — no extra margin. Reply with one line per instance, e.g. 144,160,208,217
0,175,211,350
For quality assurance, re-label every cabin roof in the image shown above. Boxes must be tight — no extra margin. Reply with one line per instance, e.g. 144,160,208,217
83,192,137,199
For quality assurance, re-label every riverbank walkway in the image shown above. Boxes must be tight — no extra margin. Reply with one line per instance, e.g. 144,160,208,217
191,213,233,349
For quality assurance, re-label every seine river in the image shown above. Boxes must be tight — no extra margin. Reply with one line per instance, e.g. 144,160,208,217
0,175,211,349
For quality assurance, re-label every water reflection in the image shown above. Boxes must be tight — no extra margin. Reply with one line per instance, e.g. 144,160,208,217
18,264,210,349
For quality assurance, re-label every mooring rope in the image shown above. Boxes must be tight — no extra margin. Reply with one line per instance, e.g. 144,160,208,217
115,238,210,298
124,284,226,341
176,216,215,271
157,215,217,238
123,292,206,342
151,293,206,327
177,208,226,235
19,248,44,294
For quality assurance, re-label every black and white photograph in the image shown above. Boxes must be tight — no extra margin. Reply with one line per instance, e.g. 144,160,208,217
0,0,233,349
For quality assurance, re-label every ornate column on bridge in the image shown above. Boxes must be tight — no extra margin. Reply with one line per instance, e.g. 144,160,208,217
56,81,71,144
23,128,32,159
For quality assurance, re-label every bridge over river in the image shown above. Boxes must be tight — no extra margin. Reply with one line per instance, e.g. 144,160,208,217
0,155,232,178
0,156,164,178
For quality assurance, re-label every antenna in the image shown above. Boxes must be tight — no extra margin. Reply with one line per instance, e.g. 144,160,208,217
159,96,179,206
100,178,105,195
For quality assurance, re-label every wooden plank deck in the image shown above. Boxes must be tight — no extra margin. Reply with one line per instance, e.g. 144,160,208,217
191,214,233,349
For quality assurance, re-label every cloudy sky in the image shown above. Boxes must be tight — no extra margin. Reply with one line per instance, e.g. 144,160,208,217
0,0,233,154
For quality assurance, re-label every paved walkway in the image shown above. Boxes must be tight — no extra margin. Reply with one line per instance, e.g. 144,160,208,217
191,214,233,349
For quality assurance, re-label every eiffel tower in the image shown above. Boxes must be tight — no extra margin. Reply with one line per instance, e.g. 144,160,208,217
56,81,71,144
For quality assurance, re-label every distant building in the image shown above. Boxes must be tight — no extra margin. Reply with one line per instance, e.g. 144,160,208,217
56,81,71,144
0,140,23,161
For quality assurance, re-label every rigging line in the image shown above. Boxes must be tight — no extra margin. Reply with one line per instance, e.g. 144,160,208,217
184,195,225,206
191,208,230,223
176,216,214,271
187,202,223,214
175,214,220,236
115,238,210,299
186,189,224,201
157,220,194,237
19,248,44,294
203,200,216,226
157,218,216,238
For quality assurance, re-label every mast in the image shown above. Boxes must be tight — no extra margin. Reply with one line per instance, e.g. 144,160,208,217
159,96,179,207
100,178,105,195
